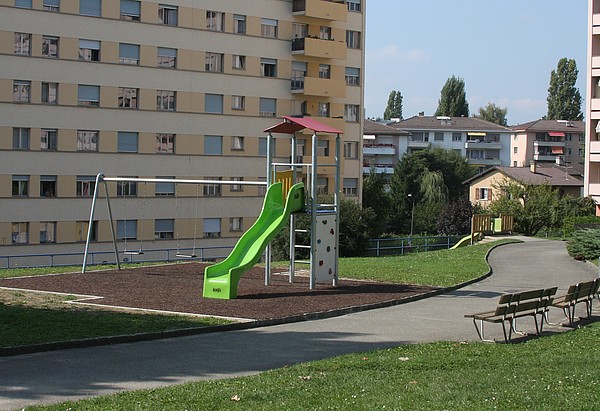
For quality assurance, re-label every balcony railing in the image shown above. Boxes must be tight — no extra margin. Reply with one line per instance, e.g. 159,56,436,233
363,144,396,155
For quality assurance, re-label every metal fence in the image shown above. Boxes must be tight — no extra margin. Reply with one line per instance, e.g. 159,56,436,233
366,235,464,257
0,246,234,270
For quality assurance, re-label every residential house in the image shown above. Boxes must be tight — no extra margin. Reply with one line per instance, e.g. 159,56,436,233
511,119,584,168
387,114,513,173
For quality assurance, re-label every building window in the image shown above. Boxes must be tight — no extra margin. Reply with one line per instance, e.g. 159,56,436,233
347,0,361,12
155,176,175,196
477,188,491,201
41,129,57,150
345,67,360,86
120,0,140,21
41,82,58,104
15,0,32,8
318,102,330,117
43,0,59,11
77,130,99,151
320,26,332,40
42,36,59,58
158,4,177,26
77,220,97,242
232,55,246,70
344,141,358,159
156,134,175,153
411,132,428,142
230,177,243,192
203,177,222,196
259,137,268,157
157,90,176,111
40,175,57,197
13,128,30,149
346,30,361,49
231,136,244,151
452,133,462,142
77,176,96,196
79,39,100,61
118,87,138,108
205,52,223,72
259,97,276,117
261,58,277,77
291,100,307,116
78,85,100,106
317,177,328,195
318,64,331,79
344,104,359,122
117,179,137,196
117,220,137,240
14,32,31,55
39,222,56,244
232,95,245,110
154,219,174,239
117,132,138,152
433,132,444,142
513,146,518,154
233,14,246,34
318,140,330,156
203,218,221,238
119,43,139,65
206,11,224,31
513,161,518,167
291,61,307,90
13,80,30,103
261,18,278,38
80,0,101,16
12,223,29,245
205,94,223,114
343,178,358,196
157,47,176,67
204,135,222,155
12,175,29,196
230,217,243,232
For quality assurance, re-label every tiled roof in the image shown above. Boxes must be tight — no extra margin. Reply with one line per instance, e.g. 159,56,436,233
464,165,583,187
387,115,513,132
510,119,584,133
363,119,410,135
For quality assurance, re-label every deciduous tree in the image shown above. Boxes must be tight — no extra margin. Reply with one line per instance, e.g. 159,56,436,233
546,58,583,121
383,90,403,120
435,76,469,117
475,103,508,126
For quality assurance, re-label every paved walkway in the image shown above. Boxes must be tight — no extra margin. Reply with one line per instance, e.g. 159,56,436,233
1,238,598,410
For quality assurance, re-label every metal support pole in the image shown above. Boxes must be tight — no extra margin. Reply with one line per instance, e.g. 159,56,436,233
265,132,274,286
289,133,298,283
310,131,318,290
333,133,340,286
82,173,104,273
104,179,120,270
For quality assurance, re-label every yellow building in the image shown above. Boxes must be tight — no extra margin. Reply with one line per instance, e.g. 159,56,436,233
0,0,365,260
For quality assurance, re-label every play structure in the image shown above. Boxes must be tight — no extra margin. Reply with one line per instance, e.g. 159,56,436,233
82,116,342,300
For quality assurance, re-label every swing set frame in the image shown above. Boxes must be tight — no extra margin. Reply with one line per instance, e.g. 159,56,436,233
81,174,266,273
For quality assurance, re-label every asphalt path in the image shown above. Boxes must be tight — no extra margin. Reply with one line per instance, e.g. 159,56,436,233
1,238,598,410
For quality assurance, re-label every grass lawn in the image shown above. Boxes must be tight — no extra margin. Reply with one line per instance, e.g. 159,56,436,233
26,321,600,410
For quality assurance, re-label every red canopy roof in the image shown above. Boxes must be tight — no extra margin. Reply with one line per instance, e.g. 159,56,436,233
548,132,565,137
264,116,343,135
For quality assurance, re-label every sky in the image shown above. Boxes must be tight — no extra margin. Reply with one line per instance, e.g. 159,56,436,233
364,0,588,125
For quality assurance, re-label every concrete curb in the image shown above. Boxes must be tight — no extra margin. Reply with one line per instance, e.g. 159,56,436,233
0,241,515,357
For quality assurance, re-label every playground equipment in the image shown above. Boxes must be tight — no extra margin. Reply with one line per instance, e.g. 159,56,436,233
82,116,342,300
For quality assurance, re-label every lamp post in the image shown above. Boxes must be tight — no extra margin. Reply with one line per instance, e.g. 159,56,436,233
407,193,415,239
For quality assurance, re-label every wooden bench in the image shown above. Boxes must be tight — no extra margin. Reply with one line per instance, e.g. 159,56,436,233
547,278,600,326
464,287,557,343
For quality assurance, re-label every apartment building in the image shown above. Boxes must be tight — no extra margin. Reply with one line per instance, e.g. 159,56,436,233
586,0,600,215
362,119,408,176
0,0,365,257
387,115,513,173
511,119,584,169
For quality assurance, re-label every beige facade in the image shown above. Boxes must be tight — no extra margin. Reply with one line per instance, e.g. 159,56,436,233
0,0,365,256
586,0,600,215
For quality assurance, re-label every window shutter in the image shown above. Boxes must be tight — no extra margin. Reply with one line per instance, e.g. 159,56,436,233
475,188,480,200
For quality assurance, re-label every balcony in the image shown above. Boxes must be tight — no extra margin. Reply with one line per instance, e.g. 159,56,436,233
590,141,600,154
292,37,347,60
592,98,600,111
464,140,502,150
534,154,559,162
467,158,502,166
593,56,600,69
588,183,600,196
292,0,347,21
292,76,345,98
594,13,600,26
534,140,565,148
363,144,396,156
408,139,429,149
363,164,395,175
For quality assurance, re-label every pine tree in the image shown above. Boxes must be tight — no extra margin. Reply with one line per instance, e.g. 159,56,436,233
546,58,583,121
435,76,469,117
383,90,403,120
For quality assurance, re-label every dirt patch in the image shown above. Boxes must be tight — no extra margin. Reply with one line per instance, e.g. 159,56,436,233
0,263,438,321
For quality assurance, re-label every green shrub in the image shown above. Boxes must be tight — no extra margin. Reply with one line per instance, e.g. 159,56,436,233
566,228,600,260
562,216,600,238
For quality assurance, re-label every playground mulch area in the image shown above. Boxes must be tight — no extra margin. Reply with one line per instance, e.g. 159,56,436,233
0,263,438,321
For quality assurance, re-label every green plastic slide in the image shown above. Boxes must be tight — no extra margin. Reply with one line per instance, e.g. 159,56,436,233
202,182,305,299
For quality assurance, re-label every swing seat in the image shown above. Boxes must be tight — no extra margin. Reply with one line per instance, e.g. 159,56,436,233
176,252,197,258
124,250,144,255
